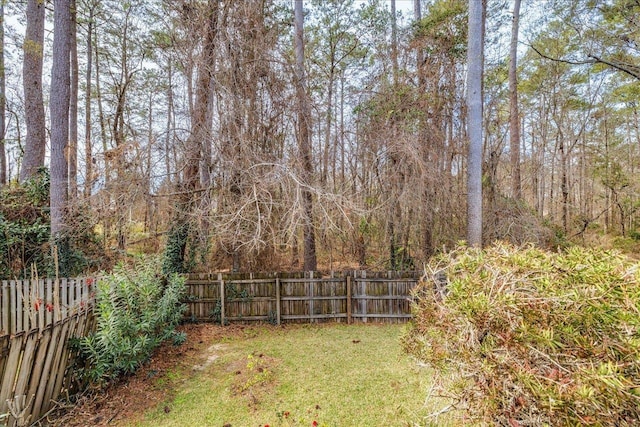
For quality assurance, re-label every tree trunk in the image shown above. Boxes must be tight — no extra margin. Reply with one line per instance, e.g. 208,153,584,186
83,3,94,200
165,0,219,274
556,125,570,234
94,25,110,248
95,26,108,173
414,0,424,87
165,60,174,185
508,0,521,200
200,75,215,187
466,0,485,247
145,92,153,233
69,0,78,198
0,1,6,187
21,0,46,181
391,0,398,85
295,0,317,272
184,0,218,194
322,71,334,186
50,0,71,240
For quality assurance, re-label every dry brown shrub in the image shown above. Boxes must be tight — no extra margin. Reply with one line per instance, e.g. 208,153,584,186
403,242,640,426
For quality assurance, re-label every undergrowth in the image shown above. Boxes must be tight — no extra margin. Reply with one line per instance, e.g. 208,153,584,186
403,242,640,426
76,256,186,386
0,168,107,278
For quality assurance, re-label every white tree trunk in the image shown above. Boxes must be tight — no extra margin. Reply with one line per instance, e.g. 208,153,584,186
0,1,6,186
466,0,485,247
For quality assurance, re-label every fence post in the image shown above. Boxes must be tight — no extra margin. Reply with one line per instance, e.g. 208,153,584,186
45,279,53,327
38,279,45,331
1,281,8,334
308,271,314,323
219,273,225,326
10,280,17,335
61,279,68,320
275,277,281,325
346,275,352,325
56,278,64,322
20,279,28,332
388,271,393,317
361,270,367,323
22,280,29,332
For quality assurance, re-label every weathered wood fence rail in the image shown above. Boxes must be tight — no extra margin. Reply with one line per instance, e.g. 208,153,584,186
0,279,95,426
0,310,93,427
1,279,94,336
184,271,423,324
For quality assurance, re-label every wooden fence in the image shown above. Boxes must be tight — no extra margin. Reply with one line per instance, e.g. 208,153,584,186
184,271,423,324
0,272,420,425
0,279,95,426
0,309,94,427
1,278,95,336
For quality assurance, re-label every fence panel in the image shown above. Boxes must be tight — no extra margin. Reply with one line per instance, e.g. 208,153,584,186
225,278,277,322
0,309,94,427
0,279,94,335
185,271,421,325
351,277,415,323
280,277,312,323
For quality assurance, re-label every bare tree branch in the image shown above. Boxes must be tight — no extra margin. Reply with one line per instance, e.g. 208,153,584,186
587,54,640,80
529,43,640,80
528,43,596,66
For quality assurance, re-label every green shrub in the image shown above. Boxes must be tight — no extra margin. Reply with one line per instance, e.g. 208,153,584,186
78,256,186,385
0,169,51,278
0,168,107,279
403,242,640,426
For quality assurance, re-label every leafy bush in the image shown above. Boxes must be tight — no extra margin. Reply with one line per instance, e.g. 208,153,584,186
0,168,107,278
0,169,51,278
403,242,640,426
78,257,186,385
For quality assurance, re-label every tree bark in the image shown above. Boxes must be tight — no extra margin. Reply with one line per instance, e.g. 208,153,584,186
165,59,174,185
165,0,219,274
184,0,218,194
69,0,78,198
0,1,6,187
414,0,424,87
83,3,94,200
391,0,398,85
21,0,46,181
295,0,317,271
508,0,521,200
466,0,484,247
94,22,110,246
145,92,153,233
50,0,72,239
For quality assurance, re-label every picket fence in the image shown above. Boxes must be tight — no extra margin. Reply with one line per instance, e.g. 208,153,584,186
184,271,423,324
0,279,94,427
0,279,95,336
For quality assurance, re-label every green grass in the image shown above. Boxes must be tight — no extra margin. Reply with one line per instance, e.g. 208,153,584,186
128,323,449,427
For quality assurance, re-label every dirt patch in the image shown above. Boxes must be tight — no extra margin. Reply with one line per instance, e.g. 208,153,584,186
47,323,247,426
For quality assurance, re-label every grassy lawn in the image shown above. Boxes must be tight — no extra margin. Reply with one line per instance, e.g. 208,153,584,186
128,323,447,427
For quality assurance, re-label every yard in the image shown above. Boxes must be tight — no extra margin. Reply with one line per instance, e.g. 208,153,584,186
53,323,449,427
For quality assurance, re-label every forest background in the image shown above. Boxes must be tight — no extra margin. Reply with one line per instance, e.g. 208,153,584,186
0,0,638,278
